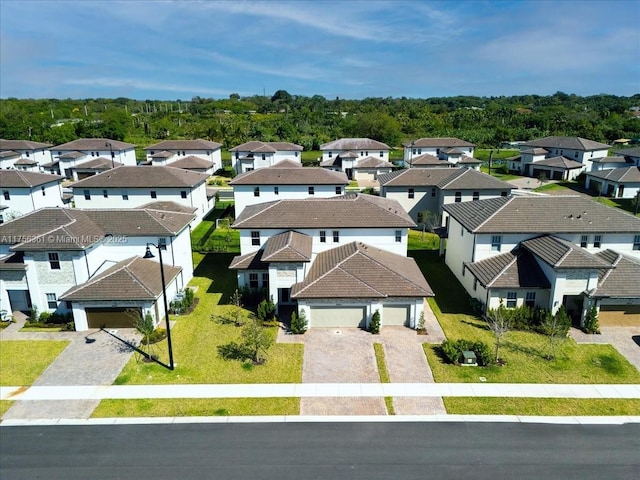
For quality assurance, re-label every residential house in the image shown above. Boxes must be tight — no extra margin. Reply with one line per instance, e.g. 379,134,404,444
228,159,348,216
0,151,23,170
613,146,640,167
404,153,455,169
0,139,52,169
0,171,65,222
517,136,610,174
590,156,635,171
68,158,124,181
320,138,391,180
70,166,212,226
0,206,195,331
230,194,433,328
144,139,223,174
443,195,640,325
378,167,512,226
402,138,475,166
585,167,640,199
229,141,303,174
48,138,137,178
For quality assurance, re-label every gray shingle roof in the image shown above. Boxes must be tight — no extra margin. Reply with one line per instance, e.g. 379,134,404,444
228,250,269,270
378,167,511,191
262,231,313,262
291,242,433,299
52,138,135,151
614,147,640,158
521,148,549,155
590,251,640,298
61,257,181,301
0,170,64,187
406,153,453,167
523,136,610,151
70,166,208,188
0,151,20,159
465,247,550,288
532,156,584,169
144,139,222,151
437,168,512,190
169,156,214,170
320,138,390,151
356,157,394,169
58,151,87,159
402,137,475,148
586,166,640,182
12,158,39,165
0,140,52,150
233,193,415,229
444,195,640,233
520,235,612,269
74,158,123,169
229,162,348,185
229,141,303,152
591,156,631,164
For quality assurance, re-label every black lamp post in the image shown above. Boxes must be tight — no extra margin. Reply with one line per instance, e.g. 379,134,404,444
143,243,175,370
105,142,115,169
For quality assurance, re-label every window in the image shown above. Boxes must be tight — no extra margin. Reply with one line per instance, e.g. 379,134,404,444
574,151,579,158
26,151,30,157
262,273,269,290
395,230,402,242
491,235,502,252
412,148,416,155
46,293,57,309
580,235,588,248
150,191,157,199
525,292,536,308
2,190,9,200
408,188,415,199
83,190,91,200
335,186,342,195
48,252,60,270
379,151,384,157
473,279,478,291
308,186,315,195
42,186,46,196
594,235,602,248
274,186,279,195
254,187,260,197
418,148,422,154
122,190,129,200
472,191,479,201
249,273,259,289
634,235,640,251
333,230,339,243
319,230,326,243
455,191,462,203
261,153,266,160
180,191,187,199
501,191,508,197
461,226,464,237
462,265,466,277
158,238,167,251
251,231,260,246
103,189,108,198
506,292,517,308
431,188,436,197
328,152,333,158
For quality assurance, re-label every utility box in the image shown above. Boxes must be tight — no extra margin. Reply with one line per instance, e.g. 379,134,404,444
461,350,477,366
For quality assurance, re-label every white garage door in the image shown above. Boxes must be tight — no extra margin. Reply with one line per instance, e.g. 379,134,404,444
310,306,366,328
383,305,410,326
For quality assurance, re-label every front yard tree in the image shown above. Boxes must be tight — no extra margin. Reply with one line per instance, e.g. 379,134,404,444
241,318,273,364
540,306,570,360
486,304,511,363
134,311,156,360
419,210,441,238
583,305,601,334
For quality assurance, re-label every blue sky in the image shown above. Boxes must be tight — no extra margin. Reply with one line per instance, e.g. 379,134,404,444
1,0,639,100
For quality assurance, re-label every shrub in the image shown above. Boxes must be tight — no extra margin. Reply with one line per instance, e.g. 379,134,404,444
416,311,426,333
217,341,252,361
583,305,601,334
39,311,52,323
28,305,39,323
369,309,381,334
257,297,276,322
440,339,461,364
438,339,492,366
290,310,308,334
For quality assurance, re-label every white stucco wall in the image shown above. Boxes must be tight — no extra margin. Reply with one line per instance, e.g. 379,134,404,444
0,181,65,216
233,184,344,216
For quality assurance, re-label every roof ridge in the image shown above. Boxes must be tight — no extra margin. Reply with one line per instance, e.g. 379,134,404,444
293,244,361,296
485,251,518,288
356,244,426,292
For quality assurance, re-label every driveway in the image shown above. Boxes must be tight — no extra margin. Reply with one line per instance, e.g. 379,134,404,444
570,326,640,372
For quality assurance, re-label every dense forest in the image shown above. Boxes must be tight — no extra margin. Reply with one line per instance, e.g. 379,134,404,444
1,91,639,151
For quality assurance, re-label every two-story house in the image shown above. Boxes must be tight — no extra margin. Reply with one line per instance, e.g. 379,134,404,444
516,136,610,174
229,160,349,216
378,167,512,226
144,139,223,174
402,138,475,167
229,141,303,174
230,194,433,329
0,171,65,223
48,138,137,178
320,138,391,180
70,166,212,226
0,206,195,331
443,195,640,326
0,139,53,169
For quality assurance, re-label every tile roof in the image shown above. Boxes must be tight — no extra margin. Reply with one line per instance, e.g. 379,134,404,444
614,147,640,158
291,242,433,299
70,166,208,188
521,148,549,155
590,251,640,298
138,201,198,214
444,195,640,233
0,151,20,159
532,156,584,169
443,148,464,155
457,156,483,164
355,157,394,169
58,151,87,159
52,138,135,151
228,250,269,270
523,136,610,151
591,156,631,164
0,252,27,271
144,139,222,151
150,151,174,158
0,139,52,150
61,257,181,301
229,141,303,152
13,157,38,165
403,137,475,148
233,193,415,229
262,231,313,262
465,247,550,288
406,153,453,167
74,158,123,169
378,167,511,191
169,156,214,170
229,162,348,185
0,170,64,187
437,168,512,190
520,235,612,269
586,166,640,182
320,138,391,151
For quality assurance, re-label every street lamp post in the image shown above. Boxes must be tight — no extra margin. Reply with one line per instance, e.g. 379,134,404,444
105,142,115,169
143,243,175,370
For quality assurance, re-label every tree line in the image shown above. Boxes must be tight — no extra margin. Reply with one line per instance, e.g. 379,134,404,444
1,91,639,150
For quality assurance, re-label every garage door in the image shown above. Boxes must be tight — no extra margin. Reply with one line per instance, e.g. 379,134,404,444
310,306,366,328
552,170,563,180
598,305,640,327
383,305,410,326
86,307,141,329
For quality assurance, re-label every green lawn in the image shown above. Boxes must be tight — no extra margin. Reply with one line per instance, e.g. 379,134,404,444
0,340,70,385
408,230,440,251
444,398,640,416
191,203,236,251
533,182,569,192
475,149,520,162
594,196,640,217
0,401,14,417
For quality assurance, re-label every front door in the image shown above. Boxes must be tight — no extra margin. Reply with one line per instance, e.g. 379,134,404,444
618,185,624,198
8,290,32,312
278,288,291,304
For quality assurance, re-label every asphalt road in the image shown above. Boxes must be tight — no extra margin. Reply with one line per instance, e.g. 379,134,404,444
1,422,639,480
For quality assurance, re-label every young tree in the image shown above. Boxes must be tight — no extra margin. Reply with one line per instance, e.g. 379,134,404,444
419,210,442,237
583,305,601,334
369,309,381,334
241,318,273,363
540,307,570,360
486,304,511,363
134,311,156,359
537,172,548,186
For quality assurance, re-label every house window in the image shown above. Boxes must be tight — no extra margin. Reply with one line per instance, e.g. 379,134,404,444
84,190,91,200
48,252,60,270
408,188,414,199
473,191,480,201
180,191,187,199
249,273,259,289
26,151,30,157
395,230,401,242
594,235,602,248
333,230,339,243
491,235,502,252
122,190,129,200
379,151,383,157
525,292,536,308
633,235,640,250
251,231,260,246
308,186,315,195
46,293,57,309
574,151,579,158
274,186,279,195
2,190,8,200
254,187,260,197
328,152,333,158
42,186,46,196
158,238,167,251
103,189,108,198
461,226,464,237
462,265,466,277
455,192,462,203
431,188,436,197
473,279,478,291
261,153,266,160
580,235,588,248
150,191,157,199
335,186,342,195
506,292,517,308
412,149,416,155
320,230,326,243
501,191,508,197
262,272,269,290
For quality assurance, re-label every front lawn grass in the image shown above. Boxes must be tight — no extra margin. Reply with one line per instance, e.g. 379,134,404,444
408,230,440,251
444,398,640,416
92,398,299,417
594,196,640,217
0,340,69,385
0,401,14,417
533,182,569,192
373,343,395,415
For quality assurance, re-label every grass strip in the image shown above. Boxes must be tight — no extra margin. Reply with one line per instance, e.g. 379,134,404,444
0,400,15,418
0,340,69,385
443,397,640,416
373,343,395,415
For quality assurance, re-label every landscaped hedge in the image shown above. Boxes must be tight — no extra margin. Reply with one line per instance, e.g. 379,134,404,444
439,339,492,366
